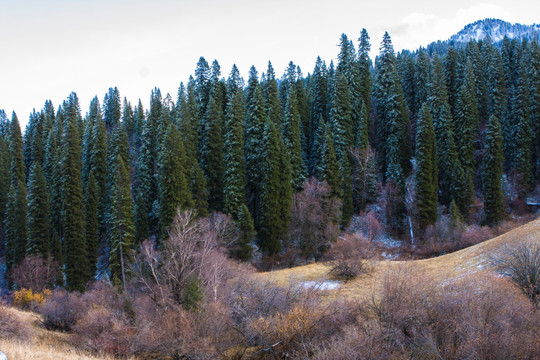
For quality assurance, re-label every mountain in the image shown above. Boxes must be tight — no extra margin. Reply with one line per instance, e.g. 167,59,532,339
424,18,540,55
450,18,540,43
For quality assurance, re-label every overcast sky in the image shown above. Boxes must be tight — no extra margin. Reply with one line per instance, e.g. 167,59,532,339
1,0,539,125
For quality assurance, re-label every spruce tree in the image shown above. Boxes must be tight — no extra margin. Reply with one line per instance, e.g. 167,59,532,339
103,87,121,133
109,154,134,286
482,115,505,225
315,121,340,196
415,104,438,229
414,49,431,117
157,125,192,242
0,134,9,251
453,59,478,211
329,71,354,223
235,203,255,261
199,94,224,211
26,162,50,257
308,57,328,173
223,90,247,218
262,61,281,128
84,172,99,278
258,119,292,255
244,68,266,222
428,57,465,210
189,163,209,217
282,86,307,191
61,94,89,291
357,28,372,119
5,113,27,272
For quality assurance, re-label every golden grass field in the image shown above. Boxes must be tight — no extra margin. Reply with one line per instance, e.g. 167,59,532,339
0,216,538,359
260,216,540,301
0,306,131,360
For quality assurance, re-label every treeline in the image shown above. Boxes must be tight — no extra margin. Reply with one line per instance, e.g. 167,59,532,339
0,30,539,290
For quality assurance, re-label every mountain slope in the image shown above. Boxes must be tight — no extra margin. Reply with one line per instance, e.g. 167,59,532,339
450,18,540,43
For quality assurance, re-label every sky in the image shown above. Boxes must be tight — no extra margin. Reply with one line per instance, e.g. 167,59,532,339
1,0,539,126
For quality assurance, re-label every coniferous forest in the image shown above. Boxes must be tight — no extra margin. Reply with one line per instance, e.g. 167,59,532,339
0,26,540,359
0,30,539,291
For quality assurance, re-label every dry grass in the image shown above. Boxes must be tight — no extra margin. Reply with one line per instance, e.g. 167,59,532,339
0,307,131,360
260,216,540,301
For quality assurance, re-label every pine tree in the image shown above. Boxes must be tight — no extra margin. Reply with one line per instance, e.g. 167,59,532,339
414,49,431,117
223,90,247,218
189,163,209,216
262,61,281,128
109,154,134,286
258,119,292,255
453,59,478,212
315,121,340,196
194,57,211,118
235,203,255,261
244,68,266,222
26,162,50,257
357,28,373,119
308,57,328,173
84,172,99,278
444,47,460,118
103,87,121,133
0,134,9,251
374,32,410,227
482,115,505,225
61,94,89,291
428,57,465,210
329,71,354,223
5,113,27,272
199,94,224,211
282,86,306,191
157,125,192,242
415,104,438,228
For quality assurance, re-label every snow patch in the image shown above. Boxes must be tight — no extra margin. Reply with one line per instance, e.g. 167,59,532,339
300,280,341,290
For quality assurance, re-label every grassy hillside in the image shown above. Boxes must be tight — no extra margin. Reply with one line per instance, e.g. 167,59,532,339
260,216,540,300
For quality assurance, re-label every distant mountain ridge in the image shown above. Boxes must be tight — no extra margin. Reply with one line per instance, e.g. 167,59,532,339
423,19,540,55
450,18,540,43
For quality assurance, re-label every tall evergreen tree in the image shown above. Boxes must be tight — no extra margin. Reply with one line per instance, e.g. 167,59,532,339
428,57,467,212
109,154,134,285
415,104,438,229
244,67,266,222
357,28,373,119
482,115,505,225
453,59,478,211
223,90,247,218
5,113,27,272
103,87,121,133
282,86,307,191
26,162,50,257
315,121,340,196
199,94,224,211
258,119,292,255
262,61,281,127
157,125,192,242
308,57,328,173
61,94,89,291
84,172,99,278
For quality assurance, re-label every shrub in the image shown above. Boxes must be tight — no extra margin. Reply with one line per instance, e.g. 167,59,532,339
37,289,85,331
325,234,373,279
10,255,59,292
13,288,50,310
493,244,540,307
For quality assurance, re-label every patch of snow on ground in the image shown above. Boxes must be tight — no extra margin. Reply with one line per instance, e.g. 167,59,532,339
376,235,402,248
300,280,341,290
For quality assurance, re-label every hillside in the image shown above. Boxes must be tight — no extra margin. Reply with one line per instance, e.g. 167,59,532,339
260,216,540,300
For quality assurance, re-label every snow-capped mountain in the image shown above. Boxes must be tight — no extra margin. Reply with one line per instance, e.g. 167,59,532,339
449,18,540,43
